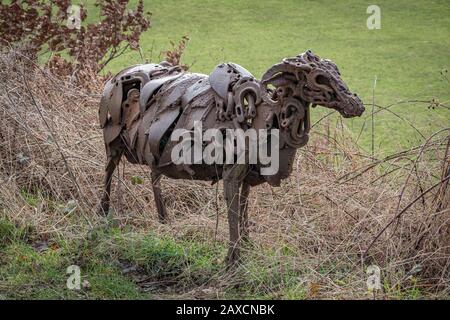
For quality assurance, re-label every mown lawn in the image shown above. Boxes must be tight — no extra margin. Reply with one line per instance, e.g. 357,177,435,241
82,0,450,153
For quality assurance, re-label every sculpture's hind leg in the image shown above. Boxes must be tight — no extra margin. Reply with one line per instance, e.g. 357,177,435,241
239,181,251,242
151,171,168,223
98,146,123,216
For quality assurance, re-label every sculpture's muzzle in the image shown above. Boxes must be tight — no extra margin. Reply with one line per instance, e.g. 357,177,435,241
338,92,365,118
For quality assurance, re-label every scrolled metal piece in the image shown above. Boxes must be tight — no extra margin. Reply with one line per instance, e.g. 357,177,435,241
279,98,309,148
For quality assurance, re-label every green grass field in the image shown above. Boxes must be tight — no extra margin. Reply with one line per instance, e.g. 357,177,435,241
87,0,450,154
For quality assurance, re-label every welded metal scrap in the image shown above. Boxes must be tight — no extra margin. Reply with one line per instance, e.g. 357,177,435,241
98,51,365,266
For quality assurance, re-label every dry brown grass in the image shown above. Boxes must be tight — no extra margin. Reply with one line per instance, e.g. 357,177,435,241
0,49,449,299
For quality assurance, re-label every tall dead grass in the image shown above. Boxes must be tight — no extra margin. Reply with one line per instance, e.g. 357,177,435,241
0,49,449,299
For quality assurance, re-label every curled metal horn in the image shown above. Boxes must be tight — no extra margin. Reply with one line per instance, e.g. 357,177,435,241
261,63,294,105
261,63,308,105
261,63,294,84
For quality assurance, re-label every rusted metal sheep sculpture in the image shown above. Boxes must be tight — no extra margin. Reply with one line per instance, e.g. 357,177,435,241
99,50,364,266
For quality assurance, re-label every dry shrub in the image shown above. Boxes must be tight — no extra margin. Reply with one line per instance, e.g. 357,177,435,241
0,0,151,82
0,50,449,299
162,35,191,70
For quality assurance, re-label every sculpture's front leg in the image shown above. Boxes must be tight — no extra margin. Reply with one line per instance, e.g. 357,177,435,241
239,181,251,242
151,171,168,223
223,164,247,267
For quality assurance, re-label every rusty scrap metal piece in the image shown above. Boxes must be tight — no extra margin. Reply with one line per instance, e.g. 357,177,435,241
158,73,204,109
123,89,140,129
232,77,261,122
280,97,309,148
139,73,183,114
99,51,365,266
210,62,254,101
181,77,211,107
